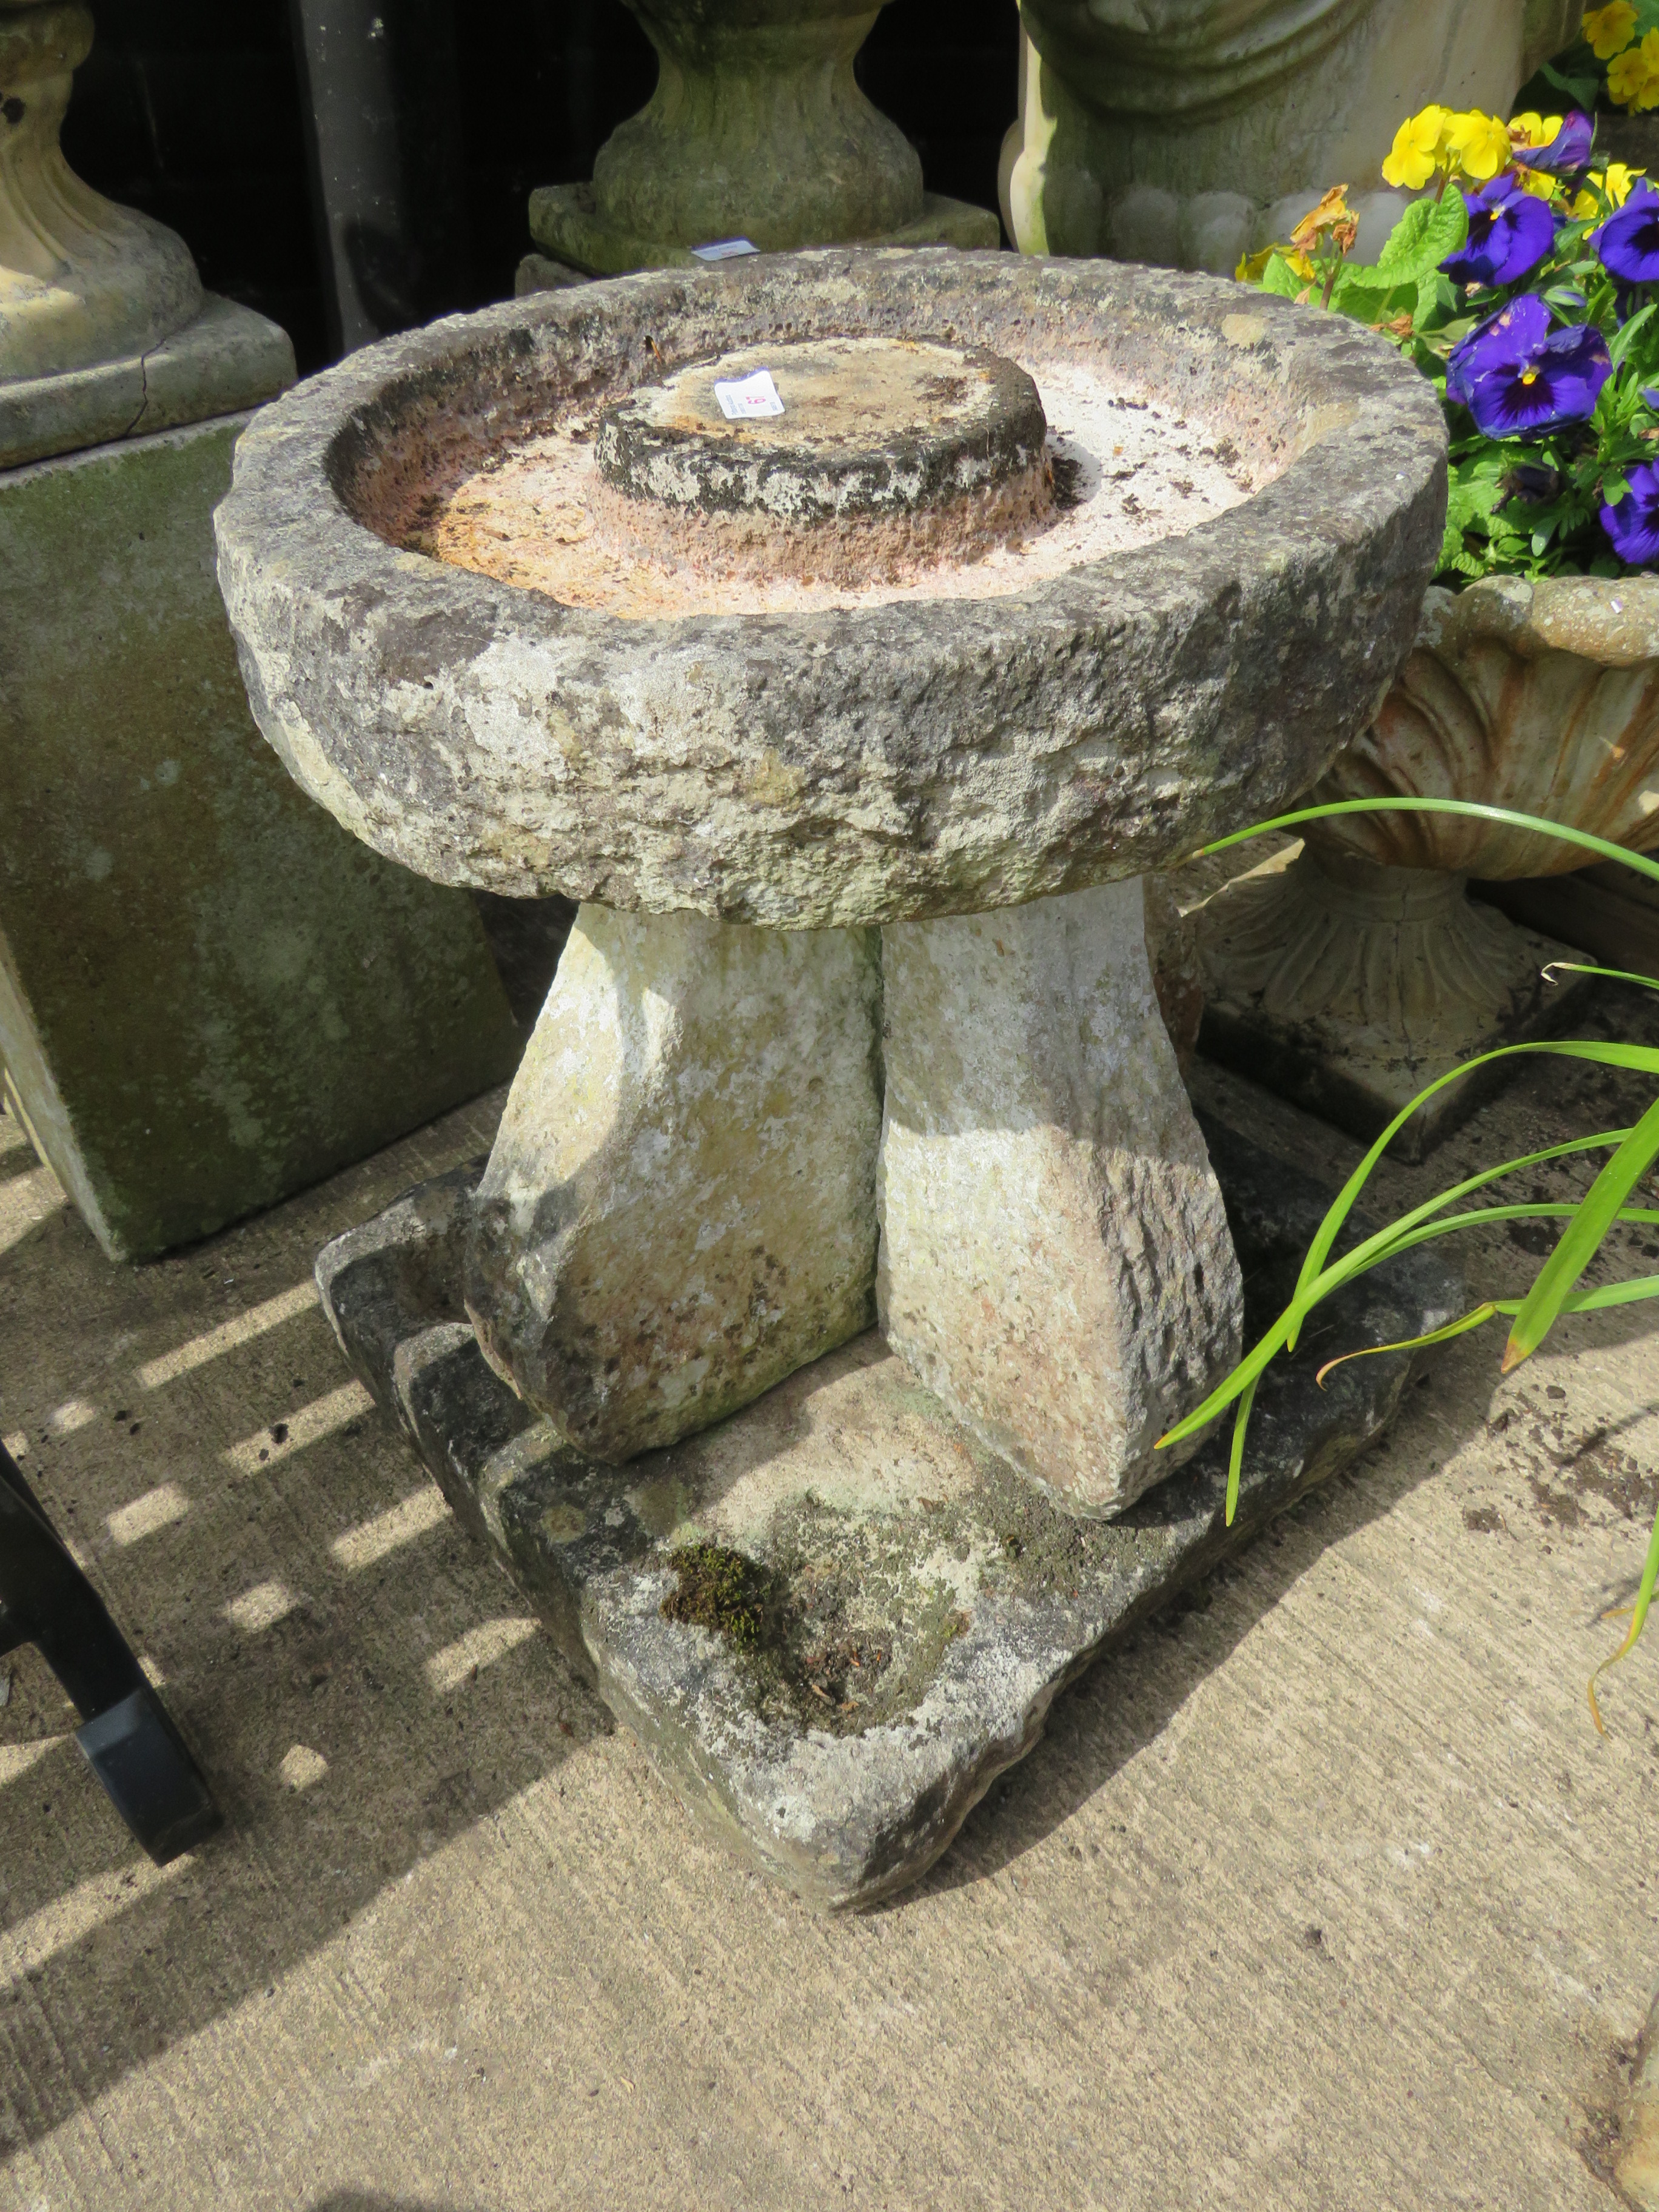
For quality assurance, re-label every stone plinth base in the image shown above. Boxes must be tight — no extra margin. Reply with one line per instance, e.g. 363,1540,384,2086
0,413,522,1261
1194,846,1595,1164
520,189,1000,284
315,1115,1460,1910
0,294,295,472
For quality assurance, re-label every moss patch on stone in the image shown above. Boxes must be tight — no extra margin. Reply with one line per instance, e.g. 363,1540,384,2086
661,1543,772,1647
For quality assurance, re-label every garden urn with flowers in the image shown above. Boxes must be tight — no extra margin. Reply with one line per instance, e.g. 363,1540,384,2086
1195,103,1659,1157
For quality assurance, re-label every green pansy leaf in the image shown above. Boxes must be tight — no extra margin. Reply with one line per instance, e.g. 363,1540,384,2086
1610,304,1657,369
1330,276,1395,324
1375,193,1470,287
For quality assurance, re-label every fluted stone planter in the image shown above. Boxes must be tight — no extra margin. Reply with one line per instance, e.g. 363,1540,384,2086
999,0,1583,274
525,0,998,284
1193,575,1659,1158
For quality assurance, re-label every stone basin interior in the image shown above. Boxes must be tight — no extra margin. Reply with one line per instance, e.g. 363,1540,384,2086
331,283,1310,622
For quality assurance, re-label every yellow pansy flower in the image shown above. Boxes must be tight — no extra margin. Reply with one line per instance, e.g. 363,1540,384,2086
1507,112,1561,151
1584,0,1640,58
1382,106,1449,190
1572,161,1646,218
1609,159,1646,204
1512,164,1560,200
1609,30,1659,107
1446,110,1515,182
1572,160,1646,216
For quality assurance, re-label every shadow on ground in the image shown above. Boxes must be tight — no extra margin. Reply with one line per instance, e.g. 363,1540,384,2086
4,994,1659,2151
0,1102,608,2153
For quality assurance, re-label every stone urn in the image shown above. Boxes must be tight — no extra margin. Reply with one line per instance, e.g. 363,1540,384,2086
1193,575,1659,1157
525,0,999,282
216,251,1443,1899
0,0,201,380
999,0,1583,274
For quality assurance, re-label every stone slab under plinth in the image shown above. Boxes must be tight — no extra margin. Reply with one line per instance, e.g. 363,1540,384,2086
316,1114,1460,1909
1195,845,1595,1164
524,186,999,282
0,414,522,1261
0,294,295,472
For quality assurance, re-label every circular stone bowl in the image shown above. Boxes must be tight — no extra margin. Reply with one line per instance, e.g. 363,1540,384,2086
214,247,1446,930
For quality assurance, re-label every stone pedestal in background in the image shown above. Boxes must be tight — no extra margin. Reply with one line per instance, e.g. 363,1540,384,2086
520,0,999,287
0,1,521,1259
999,0,1582,272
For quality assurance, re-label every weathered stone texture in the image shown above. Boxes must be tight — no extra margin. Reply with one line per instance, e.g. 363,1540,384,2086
0,417,521,1261
214,250,1448,928
877,880,1243,1515
465,906,883,1460
315,1115,1462,1909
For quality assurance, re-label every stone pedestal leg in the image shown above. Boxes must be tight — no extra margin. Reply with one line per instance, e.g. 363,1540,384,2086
876,879,1243,1517
466,905,883,1463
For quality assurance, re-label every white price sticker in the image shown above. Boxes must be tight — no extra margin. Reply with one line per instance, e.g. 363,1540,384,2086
691,238,758,262
714,369,784,421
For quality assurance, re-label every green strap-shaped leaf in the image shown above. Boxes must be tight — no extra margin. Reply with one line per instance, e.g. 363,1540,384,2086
1158,1163,1655,1453
1503,1096,1659,1370
1315,1303,1502,1387
1224,1376,1258,1526
1543,962,1659,993
1190,799,1659,892
1590,1460,1659,1732
1287,1041,1659,1350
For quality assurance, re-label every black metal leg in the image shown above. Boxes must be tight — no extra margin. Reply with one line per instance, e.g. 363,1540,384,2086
0,1441,221,1864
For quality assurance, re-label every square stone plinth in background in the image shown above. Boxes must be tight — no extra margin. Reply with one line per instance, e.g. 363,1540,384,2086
0,407,521,1262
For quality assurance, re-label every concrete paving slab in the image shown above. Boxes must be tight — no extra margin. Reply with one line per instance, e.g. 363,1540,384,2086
1,987,1657,2208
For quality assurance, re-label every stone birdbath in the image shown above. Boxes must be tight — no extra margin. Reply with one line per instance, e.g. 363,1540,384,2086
216,250,1447,1903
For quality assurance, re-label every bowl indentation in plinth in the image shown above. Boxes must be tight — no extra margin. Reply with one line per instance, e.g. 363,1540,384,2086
398,354,1264,619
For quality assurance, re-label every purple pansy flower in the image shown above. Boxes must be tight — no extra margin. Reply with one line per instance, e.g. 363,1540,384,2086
1441,178,1555,286
1446,297,1546,407
1446,293,1612,437
1512,111,1595,175
1602,461,1659,565
1597,179,1659,285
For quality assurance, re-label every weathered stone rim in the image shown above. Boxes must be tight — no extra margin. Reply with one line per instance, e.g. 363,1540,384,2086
215,247,1448,927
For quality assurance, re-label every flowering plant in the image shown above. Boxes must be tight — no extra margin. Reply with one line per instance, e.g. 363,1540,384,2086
1240,106,1659,581
1539,3,1659,114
